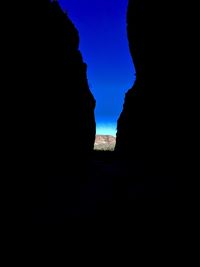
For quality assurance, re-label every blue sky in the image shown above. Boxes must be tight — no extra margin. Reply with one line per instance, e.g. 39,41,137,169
58,0,135,136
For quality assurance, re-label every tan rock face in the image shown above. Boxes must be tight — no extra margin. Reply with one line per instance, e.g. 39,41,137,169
94,135,116,151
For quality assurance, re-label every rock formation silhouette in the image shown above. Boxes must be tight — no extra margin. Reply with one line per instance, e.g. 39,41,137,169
29,0,96,221
116,0,178,177
28,0,95,170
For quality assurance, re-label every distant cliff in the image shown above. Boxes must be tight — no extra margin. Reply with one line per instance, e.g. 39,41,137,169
94,135,116,151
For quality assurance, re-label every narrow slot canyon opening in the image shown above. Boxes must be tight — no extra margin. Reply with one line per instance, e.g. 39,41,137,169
31,1,177,223
58,0,135,151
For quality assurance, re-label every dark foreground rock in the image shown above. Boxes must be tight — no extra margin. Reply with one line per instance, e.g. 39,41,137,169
27,1,96,219
116,0,179,178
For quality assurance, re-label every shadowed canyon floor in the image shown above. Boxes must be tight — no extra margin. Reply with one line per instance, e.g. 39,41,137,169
33,151,176,223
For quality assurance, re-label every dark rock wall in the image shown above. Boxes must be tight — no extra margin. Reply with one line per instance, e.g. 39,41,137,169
27,0,96,173
116,0,178,175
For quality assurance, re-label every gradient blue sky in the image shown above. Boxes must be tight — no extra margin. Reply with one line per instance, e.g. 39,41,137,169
58,0,135,136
